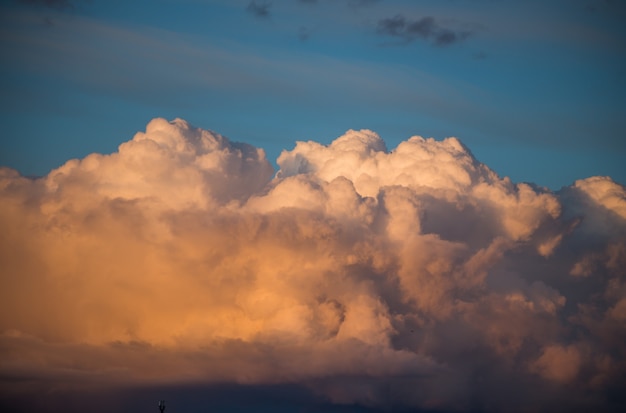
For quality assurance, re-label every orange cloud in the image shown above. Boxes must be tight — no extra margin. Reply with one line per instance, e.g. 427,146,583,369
1,119,625,412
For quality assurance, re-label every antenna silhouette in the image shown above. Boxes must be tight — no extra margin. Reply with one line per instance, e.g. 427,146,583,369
158,400,166,413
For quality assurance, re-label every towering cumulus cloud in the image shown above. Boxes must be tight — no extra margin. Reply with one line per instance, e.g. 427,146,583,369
1,119,625,412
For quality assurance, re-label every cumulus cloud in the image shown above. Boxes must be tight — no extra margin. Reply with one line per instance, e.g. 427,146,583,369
377,15,472,47
1,119,625,412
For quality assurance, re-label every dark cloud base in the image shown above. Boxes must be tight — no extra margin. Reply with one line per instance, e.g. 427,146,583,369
0,382,430,413
3,380,624,413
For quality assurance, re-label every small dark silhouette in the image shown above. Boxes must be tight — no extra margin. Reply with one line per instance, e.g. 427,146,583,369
158,400,166,413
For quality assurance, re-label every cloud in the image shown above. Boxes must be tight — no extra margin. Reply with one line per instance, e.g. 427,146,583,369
297,0,379,6
247,0,272,18
348,0,380,7
1,119,625,412
529,344,583,383
298,26,312,41
377,14,472,46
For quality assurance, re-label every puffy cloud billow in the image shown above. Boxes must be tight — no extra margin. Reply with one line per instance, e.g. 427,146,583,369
0,119,625,412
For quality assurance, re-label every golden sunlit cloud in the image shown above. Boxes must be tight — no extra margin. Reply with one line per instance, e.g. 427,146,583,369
1,118,625,412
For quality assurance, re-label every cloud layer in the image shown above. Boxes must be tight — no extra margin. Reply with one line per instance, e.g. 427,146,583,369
1,119,625,412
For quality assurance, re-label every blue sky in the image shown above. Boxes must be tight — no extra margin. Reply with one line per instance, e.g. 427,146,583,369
0,0,624,189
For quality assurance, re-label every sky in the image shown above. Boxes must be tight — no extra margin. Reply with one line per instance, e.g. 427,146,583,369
1,1,626,413
0,0,625,188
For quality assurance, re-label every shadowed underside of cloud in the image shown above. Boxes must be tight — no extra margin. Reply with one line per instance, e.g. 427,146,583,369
0,119,625,412
377,14,472,46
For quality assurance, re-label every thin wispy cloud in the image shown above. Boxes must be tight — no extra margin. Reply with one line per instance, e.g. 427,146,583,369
377,14,472,46
297,0,379,5
298,26,312,41
247,0,272,18
348,0,380,8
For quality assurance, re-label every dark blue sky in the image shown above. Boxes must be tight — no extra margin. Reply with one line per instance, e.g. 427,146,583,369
0,0,625,188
